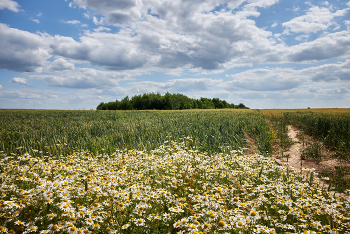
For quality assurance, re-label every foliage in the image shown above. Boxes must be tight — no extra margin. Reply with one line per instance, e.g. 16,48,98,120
96,93,249,110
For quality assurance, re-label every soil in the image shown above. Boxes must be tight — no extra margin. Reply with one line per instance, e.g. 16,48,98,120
271,125,350,200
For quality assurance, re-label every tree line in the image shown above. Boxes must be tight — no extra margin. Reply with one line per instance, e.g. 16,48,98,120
96,93,249,110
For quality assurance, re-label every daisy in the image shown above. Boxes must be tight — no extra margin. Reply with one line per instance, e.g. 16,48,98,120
121,223,130,229
218,220,228,229
68,226,78,234
173,221,181,228
47,213,56,220
134,218,145,226
236,219,246,228
26,225,38,233
248,210,260,220
85,218,94,226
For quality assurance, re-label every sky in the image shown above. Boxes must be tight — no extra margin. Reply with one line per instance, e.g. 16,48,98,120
0,0,350,110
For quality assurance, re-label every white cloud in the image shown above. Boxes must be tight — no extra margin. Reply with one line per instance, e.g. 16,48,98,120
37,12,42,17
0,84,3,89
271,22,278,27
218,60,350,93
47,58,75,71
295,34,309,41
292,6,300,12
308,59,350,81
0,0,20,12
345,20,350,29
31,18,40,23
224,68,305,91
84,13,90,19
92,16,105,25
93,26,111,32
325,87,349,94
128,78,222,94
282,6,346,34
287,31,350,62
31,66,134,89
11,77,29,86
0,23,51,72
1,0,350,81
64,20,81,24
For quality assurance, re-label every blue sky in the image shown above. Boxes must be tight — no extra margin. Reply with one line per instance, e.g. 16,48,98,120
0,0,350,109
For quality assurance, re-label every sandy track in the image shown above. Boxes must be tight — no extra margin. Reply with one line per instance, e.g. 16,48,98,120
272,125,349,200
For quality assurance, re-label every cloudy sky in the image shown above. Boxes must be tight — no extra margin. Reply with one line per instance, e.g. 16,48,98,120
0,0,350,109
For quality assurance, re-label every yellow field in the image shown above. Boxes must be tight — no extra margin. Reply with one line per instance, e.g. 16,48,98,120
261,108,350,116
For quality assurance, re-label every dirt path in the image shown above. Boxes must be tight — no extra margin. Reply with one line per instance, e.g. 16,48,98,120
272,125,350,200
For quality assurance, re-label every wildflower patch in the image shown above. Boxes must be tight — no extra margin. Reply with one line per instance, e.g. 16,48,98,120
0,141,349,233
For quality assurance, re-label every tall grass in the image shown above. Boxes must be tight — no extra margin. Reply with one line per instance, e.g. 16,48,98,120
0,109,273,156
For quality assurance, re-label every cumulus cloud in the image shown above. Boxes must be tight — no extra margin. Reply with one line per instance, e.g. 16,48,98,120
287,31,350,62
31,67,133,89
308,59,350,81
47,58,75,71
0,0,20,12
0,84,3,89
218,60,350,93
64,20,81,24
0,89,41,99
1,0,350,83
92,16,105,25
31,18,40,23
223,68,305,91
128,78,222,94
93,26,111,32
283,5,349,34
10,77,30,86
325,87,349,94
0,23,51,72
49,31,148,70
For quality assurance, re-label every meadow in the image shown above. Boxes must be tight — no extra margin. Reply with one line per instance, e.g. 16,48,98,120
1,109,350,234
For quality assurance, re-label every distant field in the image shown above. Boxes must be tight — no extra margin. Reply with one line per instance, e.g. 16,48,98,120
262,108,350,115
